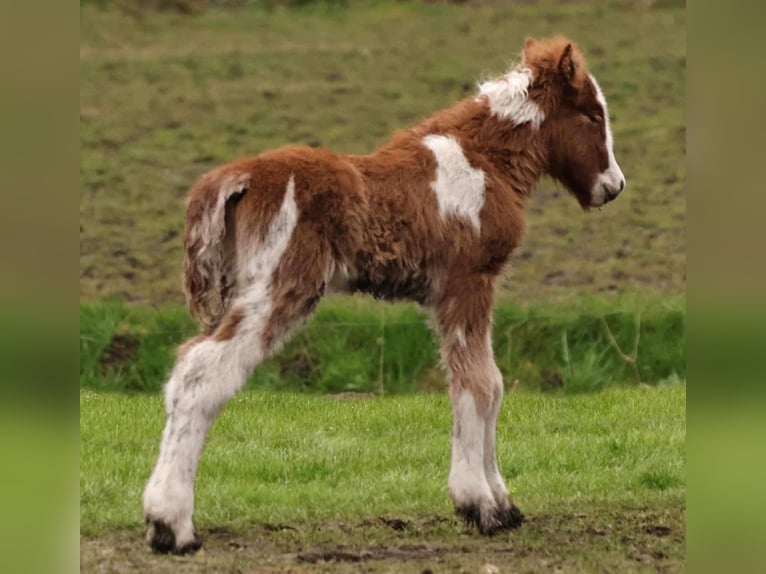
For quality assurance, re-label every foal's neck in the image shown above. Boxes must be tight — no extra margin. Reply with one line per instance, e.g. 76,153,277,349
416,98,549,199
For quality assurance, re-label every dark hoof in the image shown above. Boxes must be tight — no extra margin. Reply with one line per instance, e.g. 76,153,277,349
498,504,525,530
455,503,525,536
147,520,202,555
456,505,482,529
456,505,498,535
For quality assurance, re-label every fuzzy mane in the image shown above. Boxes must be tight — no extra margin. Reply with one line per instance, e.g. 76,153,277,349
477,65,544,128
476,35,590,128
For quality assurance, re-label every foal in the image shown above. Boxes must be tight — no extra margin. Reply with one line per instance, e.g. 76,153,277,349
143,35,626,553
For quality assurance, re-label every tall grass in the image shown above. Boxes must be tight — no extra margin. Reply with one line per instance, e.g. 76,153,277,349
80,296,684,394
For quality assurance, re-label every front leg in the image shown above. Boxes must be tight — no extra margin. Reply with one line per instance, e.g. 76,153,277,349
435,273,524,534
482,360,524,529
448,381,498,533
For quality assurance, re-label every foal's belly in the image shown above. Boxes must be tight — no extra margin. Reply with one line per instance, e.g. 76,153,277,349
327,257,434,305
348,268,432,304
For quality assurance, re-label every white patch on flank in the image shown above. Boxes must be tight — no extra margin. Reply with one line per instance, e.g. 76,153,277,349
449,390,495,510
191,171,249,247
422,134,486,230
239,175,298,288
144,175,299,550
187,170,250,325
477,67,546,129
589,74,626,206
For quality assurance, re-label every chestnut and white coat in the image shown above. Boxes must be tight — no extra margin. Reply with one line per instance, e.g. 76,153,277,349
143,35,626,553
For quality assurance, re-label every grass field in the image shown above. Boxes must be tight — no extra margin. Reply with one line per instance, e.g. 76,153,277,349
79,1,685,306
80,384,685,572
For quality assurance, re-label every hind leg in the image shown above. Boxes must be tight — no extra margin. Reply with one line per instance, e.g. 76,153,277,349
142,327,248,554
143,306,280,553
143,231,331,553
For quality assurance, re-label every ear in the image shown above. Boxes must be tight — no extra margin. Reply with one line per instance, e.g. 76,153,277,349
558,43,576,83
522,36,536,61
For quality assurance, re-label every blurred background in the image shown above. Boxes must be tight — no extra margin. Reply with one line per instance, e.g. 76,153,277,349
79,0,686,395
80,0,685,306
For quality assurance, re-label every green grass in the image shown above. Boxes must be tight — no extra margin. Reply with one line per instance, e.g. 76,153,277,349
80,384,685,571
79,1,685,306
80,384,684,532
80,295,685,393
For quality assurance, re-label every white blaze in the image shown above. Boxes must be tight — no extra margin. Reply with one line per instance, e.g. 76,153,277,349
589,74,626,205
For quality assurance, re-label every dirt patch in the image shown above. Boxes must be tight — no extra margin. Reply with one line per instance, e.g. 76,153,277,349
378,517,410,531
327,392,377,400
297,543,447,564
80,506,685,573
645,524,674,537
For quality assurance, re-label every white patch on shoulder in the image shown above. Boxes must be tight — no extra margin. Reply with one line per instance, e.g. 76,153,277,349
477,67,546,129
422,134,486,230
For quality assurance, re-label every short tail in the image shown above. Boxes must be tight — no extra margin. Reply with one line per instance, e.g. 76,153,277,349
183,168,250,333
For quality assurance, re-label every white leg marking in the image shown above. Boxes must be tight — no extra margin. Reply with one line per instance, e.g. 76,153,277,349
589,74,626,201
483,361,511,508
143,175,299,549
449,390,494,510
477,67,546,128
422,134,486,231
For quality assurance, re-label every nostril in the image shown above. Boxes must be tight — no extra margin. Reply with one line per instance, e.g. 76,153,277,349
619,179,626,192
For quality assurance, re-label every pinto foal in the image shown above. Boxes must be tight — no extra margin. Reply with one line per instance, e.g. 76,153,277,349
143,36,626,553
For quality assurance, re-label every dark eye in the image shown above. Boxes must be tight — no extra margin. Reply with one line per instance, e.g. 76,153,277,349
587,112,602,124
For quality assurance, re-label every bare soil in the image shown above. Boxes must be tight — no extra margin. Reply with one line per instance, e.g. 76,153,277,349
80,507,685,573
